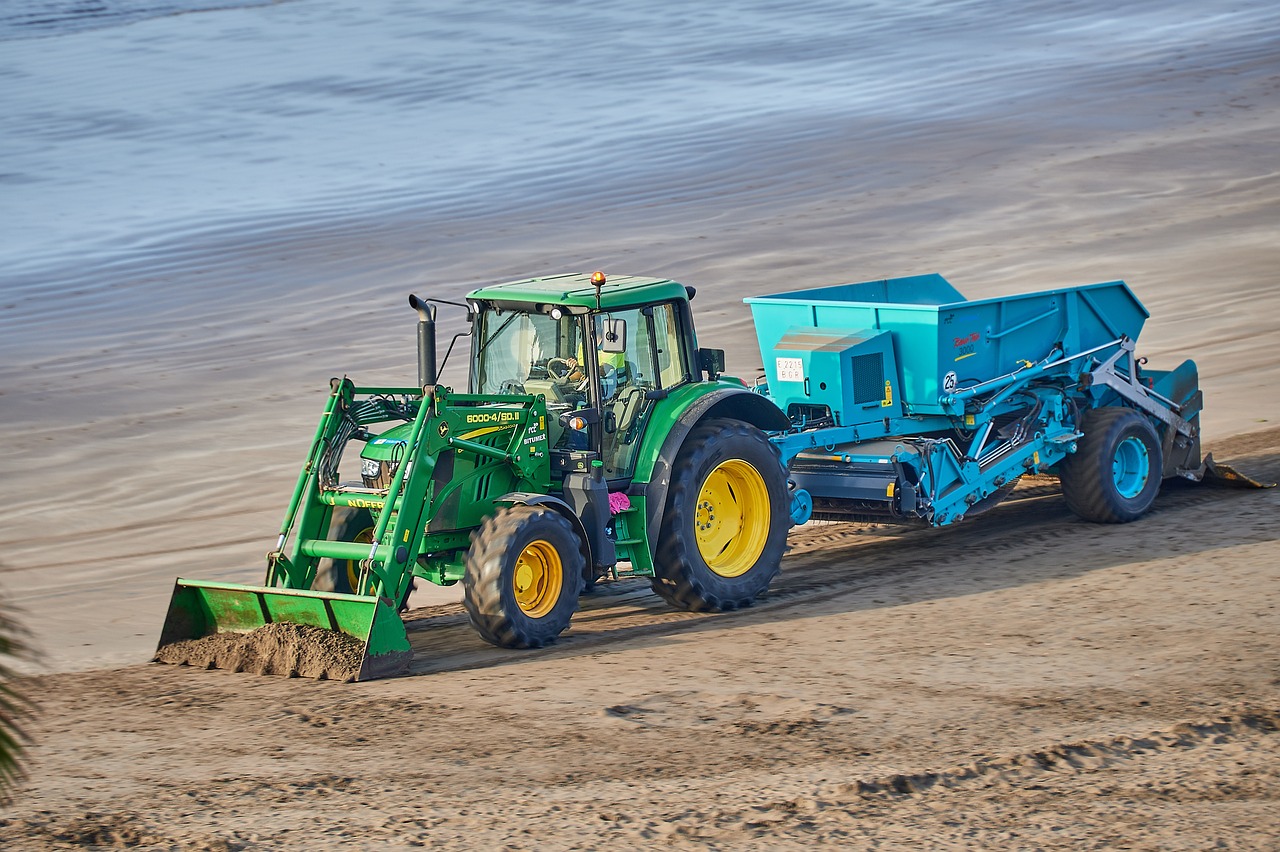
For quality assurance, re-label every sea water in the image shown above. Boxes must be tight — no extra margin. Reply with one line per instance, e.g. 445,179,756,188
4,0,1276,283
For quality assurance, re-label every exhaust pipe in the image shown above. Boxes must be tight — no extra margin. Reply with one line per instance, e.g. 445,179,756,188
408,294,436,387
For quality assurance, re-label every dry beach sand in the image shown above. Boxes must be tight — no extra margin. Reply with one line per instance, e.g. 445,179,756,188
1,0,1279,847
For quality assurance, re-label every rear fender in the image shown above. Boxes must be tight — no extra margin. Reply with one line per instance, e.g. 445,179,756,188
630,384,790,551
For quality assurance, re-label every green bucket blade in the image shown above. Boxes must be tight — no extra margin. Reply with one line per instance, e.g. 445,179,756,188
156,578,412,681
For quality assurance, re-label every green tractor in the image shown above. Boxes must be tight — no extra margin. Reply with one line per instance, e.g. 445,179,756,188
158,272,793,679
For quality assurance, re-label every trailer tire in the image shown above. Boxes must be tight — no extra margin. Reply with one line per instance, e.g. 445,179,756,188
1060,407,1162,523
313,506,414,610
464,505,583,649
651,418,789,612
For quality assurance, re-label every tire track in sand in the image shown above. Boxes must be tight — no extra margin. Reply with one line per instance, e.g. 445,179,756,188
846,706,1280,799
400,442,1277,677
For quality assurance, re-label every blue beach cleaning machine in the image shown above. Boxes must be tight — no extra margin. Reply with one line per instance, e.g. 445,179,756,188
748,274,1256,528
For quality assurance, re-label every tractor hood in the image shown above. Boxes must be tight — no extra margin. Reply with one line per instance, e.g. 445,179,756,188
362,422,414,462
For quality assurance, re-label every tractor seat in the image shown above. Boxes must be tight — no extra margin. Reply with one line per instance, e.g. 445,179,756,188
611,385,647,439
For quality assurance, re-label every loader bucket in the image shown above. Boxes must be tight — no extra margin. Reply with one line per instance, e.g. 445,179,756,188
154,579,412,681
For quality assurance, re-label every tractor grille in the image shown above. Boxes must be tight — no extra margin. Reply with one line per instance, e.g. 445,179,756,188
472,472,495,503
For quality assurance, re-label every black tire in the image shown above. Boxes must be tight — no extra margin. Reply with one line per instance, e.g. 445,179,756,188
313,506,414,610
651,418,790,611
463,505,584,649
1060,407,1162,523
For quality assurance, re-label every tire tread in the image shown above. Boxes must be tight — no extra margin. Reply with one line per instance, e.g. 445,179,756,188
463,505,583,649
650,419,789,611
1060,406,1162,524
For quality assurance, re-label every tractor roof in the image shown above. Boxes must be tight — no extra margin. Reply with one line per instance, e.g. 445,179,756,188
467,272,689,311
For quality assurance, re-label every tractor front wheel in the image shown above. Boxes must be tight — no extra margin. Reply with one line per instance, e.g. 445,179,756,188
652,418,790,611
463,505,584,648
313,506,377,595
1060,406,1163,523
313,506,414,610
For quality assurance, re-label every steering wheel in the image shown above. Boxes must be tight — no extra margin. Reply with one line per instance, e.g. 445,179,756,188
547,357,573,380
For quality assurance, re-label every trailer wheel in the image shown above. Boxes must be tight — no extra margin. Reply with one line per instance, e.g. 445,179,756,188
464,505,584,649
651,418,789,611
1060,407,1162,523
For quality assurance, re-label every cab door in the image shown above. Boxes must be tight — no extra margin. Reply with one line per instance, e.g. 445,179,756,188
595,302,692,483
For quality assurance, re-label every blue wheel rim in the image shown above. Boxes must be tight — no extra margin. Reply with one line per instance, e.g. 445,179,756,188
1112,435,1150,499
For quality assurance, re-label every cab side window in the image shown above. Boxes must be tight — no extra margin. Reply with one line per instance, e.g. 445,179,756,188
650,302,689,390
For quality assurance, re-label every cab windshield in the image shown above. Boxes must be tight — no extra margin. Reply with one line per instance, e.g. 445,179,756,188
473,308,588,402
472,301,692,479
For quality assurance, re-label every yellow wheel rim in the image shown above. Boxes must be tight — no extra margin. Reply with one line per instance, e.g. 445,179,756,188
512,539,563,618
345,525,377,595
695,459,770,578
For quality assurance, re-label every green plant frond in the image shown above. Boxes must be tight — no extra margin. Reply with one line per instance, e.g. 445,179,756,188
0,592,39,805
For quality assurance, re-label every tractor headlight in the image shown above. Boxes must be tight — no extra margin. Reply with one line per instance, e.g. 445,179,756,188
361,458,402,489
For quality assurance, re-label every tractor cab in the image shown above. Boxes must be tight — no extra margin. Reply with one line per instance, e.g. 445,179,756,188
467,272,700,484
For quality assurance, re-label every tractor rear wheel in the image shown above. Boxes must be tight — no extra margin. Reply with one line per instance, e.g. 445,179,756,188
1060,406,1163,523
651,418,789,611
463,505,584,648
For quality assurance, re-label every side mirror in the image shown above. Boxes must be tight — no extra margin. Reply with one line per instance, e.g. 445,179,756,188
698,347,725,379
601,318,627,354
